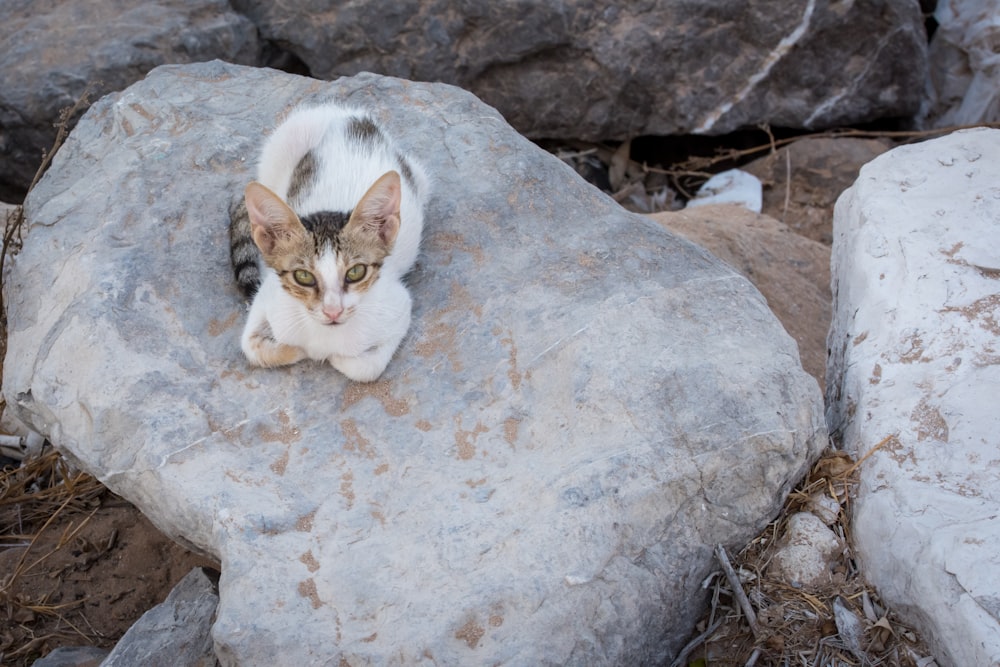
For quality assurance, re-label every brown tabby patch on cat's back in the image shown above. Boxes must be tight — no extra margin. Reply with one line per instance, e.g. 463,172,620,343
287,150,318,208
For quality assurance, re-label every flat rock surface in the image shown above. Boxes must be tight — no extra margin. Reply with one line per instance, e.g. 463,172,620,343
827,127,1000,667
4,62,825,665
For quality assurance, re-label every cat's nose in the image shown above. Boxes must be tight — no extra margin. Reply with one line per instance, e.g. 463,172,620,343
322,305,343,322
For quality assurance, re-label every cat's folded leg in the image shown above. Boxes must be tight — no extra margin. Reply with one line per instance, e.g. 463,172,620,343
241,315,306,368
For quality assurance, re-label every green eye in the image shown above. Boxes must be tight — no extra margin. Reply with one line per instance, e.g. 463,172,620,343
293,269,316,287
345,264,367,283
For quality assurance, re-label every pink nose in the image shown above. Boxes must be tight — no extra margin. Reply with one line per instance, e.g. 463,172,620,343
322,306,343,322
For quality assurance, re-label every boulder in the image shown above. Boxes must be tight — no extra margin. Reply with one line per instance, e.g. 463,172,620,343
648,205,830,389
3,61,825,665
231,0,928,140
0,0,260,198
827,127,1000,666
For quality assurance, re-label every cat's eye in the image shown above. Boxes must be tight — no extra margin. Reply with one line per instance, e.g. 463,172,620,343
293,269,316,287
345,264,367,283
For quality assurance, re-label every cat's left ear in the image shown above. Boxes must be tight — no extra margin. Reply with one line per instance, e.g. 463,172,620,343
351,171,401,247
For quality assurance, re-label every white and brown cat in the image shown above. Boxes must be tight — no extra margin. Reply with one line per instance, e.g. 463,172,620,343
229,104,427,382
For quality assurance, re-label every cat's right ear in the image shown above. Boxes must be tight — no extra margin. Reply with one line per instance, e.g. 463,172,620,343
245,182,304,256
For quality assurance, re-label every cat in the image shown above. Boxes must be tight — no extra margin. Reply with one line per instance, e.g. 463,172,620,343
229,104,427,382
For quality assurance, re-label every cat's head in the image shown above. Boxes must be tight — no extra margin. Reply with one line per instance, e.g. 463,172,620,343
245,171,401,325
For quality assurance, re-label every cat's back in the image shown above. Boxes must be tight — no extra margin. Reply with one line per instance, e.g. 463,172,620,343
257,103,427,273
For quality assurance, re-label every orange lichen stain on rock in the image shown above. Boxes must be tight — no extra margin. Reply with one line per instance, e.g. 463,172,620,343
499,330,523,390
869,363,882,385
361,632,378,643
455,619,485,649
882,434,918,467
911,397,949,443
454,418,488,461
299,550,320,573
208,310,240,336
340,470,356,509
374,462,390,475
371,510,386,526
465,478,487,488
897,332,928,363
342,380,410,417
415,419,433,432
296,509,317,532
298,578,323,609
503,417,520,448
414,320,464,373
852,330,869,346
340,418,377,459
219,368,247,383
256,410,301,444
942,293,1000,336
942,242,964,258
427,231,487,266
489,614,504,627
224,469,265,487
270,448,290,476
206,414,244,444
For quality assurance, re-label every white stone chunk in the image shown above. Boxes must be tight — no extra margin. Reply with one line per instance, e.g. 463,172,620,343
768,512,843,590
686,169,763,213
827,127,1000,667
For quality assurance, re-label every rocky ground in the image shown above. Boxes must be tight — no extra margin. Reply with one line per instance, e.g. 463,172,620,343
0,124,948,666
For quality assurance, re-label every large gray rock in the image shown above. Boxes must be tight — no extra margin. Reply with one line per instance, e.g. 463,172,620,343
231,0,928,141
827,128,1000,666
0,0,260,198
3,62,825,665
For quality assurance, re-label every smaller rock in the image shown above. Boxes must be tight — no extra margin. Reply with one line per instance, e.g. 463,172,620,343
31,647,109,667
768,512,843,590
833,596,866,661
687,169,762,212
100,567,219,667
805,491,842,526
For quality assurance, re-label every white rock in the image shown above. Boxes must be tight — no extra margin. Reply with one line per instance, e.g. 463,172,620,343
768,512,842,589
805,491,841,526
686,169,763,213
827,127,1000,667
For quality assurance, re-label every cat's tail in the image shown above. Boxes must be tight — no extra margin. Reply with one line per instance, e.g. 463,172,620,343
229,195,261,298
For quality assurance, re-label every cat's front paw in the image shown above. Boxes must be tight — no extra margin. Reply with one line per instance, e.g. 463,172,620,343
243,323,306,368
329,348,393,382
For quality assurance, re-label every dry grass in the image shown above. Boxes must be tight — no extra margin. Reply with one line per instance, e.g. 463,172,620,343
675,445,937,667
0,450,108,661
551,122,1000,209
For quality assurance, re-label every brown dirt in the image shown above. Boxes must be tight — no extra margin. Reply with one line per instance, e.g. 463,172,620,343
1,453,216,666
